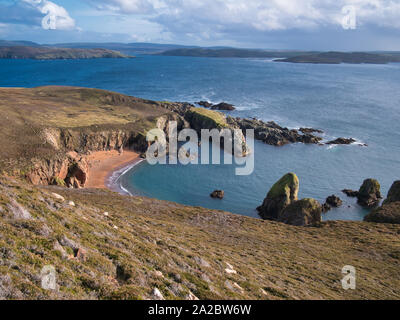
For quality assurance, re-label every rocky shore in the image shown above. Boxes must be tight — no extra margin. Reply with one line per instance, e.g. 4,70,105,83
158,100,357,147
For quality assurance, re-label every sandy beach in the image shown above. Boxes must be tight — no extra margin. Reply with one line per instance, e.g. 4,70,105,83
85,150,141,190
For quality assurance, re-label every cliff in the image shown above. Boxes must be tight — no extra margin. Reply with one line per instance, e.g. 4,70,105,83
0,86,168,185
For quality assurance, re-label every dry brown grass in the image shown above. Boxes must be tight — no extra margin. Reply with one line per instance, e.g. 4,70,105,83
0,177,399,300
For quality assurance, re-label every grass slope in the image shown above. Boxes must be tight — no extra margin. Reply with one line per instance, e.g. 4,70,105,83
1,177,399,300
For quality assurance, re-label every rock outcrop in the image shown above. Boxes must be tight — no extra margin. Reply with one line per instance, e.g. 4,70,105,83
357,179,382,207
299,127,324,134
210,190,224,199
326,195,343,207
364,202,400,224
383,181,400,205
211,103,236,111
227,118,323,146
342,189,359,197
161,101,357,149
326,138,356,145
322,195,343,213
185,107,249,156
364,181,400,224
257,173,299,220
278,198,322,226
196,101,236,111
197,101,213,108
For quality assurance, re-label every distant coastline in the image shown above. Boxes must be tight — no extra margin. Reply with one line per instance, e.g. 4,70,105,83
158,48,400,64
0,46,132,60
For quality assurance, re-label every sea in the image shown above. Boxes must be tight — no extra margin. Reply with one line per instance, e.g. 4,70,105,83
1,55,399,220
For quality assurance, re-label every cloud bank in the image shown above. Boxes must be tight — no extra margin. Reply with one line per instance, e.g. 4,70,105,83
0,0,75,30
1,1,400,50
87,0,400,31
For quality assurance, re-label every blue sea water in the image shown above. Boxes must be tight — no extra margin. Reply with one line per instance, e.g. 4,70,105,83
1,56,399,220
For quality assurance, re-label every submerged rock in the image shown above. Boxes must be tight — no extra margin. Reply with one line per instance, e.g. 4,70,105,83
383,181,400,205
278,198,322,226
357,178,382,207
326,138,356,145
210,190,224,199
364,201,400,224
257,173,299,220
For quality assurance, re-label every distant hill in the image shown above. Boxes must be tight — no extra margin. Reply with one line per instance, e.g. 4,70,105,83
48,42,198,55
0,40,41,47
275,52,400,64
0,46,131,60
157,48,315,58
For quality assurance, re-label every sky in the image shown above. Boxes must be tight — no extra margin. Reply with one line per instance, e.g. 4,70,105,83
0,0,399,50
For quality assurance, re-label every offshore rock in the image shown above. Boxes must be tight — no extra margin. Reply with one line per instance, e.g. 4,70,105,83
357,179,382,207
257,173,299,220
278,198,322,226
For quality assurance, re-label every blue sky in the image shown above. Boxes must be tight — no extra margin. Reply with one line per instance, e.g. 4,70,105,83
0,0,399,50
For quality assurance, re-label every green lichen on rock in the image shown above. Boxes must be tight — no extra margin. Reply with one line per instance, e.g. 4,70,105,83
358,178,382,207
257,173,299,220
267,173,299,200
383,181,400,205
278,198,322,226
185,107,227,131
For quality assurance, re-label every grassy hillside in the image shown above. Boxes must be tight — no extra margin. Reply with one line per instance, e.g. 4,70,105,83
1,177,399,299
0,86,168,176
0,86,399,300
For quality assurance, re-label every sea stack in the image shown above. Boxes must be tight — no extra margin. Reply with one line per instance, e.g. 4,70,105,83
357,178,382,207
257,173,299,220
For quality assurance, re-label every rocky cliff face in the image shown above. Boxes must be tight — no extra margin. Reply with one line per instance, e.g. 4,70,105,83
27,127,149,187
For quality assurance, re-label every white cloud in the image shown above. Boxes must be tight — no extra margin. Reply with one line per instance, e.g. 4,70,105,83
87,0,400,32
22,0,76,30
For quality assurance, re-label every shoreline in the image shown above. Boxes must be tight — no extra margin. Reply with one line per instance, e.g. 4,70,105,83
105,157,145,195
85,150,144,194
